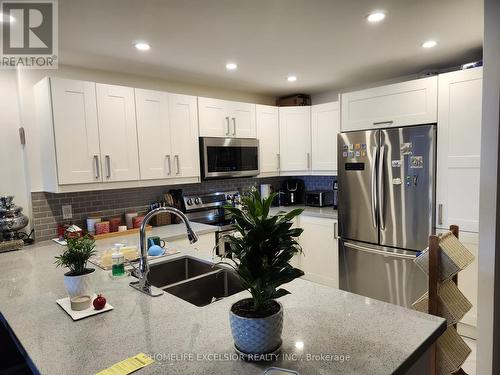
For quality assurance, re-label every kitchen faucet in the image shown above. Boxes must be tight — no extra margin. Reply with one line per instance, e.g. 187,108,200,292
130,206,199,297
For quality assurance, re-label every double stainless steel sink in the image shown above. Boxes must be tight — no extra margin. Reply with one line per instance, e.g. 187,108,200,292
131,256,244,306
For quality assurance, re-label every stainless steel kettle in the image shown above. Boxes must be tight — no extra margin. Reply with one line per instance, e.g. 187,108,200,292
0,196,29,241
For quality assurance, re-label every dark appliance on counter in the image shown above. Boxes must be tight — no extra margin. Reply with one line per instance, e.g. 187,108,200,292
338,124,436,308
281,179,305,206
181,191,239,255
305,190,334,207
199,137,259,180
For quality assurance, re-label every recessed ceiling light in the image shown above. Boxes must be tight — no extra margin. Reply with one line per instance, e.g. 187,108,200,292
422,40,437,48
135,42,151,51
367,11,386,23
0,13,15,23
226,62,238,70
287,75,297,82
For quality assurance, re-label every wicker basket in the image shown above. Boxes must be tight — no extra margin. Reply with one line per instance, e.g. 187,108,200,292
412,280,472,326
436,326,471,375
414,231,474,281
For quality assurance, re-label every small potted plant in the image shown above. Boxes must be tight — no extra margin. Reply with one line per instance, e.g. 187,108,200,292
220,190,304,356
55,235,97,297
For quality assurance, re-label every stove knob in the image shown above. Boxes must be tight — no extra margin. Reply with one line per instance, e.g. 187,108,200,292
186,199,193,206
194,198,200,205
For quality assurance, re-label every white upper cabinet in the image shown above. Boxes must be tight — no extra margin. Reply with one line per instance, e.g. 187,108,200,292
136,90,200,180
311,101,340,173
279,106,311,173
256,105,280,175
50,78,101,185
96,84,140,182
169,93,200,178
436,67,482,232
231,101,257,138
341,76,438,131
135,89,172,180
198,97,256,138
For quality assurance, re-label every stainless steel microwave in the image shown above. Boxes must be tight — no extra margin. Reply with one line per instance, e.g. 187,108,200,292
200,137,259,180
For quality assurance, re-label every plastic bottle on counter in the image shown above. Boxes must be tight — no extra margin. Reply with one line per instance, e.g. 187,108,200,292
111,243,125,277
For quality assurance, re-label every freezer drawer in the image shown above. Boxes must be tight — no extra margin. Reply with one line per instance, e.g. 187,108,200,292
339,241,427,308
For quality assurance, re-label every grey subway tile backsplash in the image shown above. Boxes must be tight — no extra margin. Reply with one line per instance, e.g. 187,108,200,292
30,175,336,241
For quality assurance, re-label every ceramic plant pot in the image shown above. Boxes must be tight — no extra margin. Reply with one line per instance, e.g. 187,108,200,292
229,300,284,355
63,269,95,298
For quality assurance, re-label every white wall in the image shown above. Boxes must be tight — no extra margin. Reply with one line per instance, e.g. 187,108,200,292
0,70,30,219
477,0,500,373
15,64,276,194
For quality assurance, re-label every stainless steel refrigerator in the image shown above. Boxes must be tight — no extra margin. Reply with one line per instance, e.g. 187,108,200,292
338,124,436,308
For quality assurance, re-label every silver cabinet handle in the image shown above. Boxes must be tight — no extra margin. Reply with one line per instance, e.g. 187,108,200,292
174,155,180,175
225,117,230,136
378,145,386,230
344,242,417,260
334,222,338,239
370,146,378,229
438,204,443,225
232,117,236,135
373,120,394,126
165,155,171,175
93,155,100,179
307,153,311,169
277,154,280,170
105,155,111,178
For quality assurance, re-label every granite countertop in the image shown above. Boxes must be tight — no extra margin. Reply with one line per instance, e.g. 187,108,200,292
0,229,445,375
270,205,338,220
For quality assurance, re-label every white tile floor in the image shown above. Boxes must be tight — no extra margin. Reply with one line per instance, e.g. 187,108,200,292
461,336,477,375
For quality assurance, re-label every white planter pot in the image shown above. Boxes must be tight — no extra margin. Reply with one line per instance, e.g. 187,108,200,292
229,299,283,355
63,269,95,298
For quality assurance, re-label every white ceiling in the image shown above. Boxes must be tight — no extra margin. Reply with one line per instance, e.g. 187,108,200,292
59,0,483,96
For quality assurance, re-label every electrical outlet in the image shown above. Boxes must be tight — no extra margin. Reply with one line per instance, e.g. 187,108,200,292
62,205,73,220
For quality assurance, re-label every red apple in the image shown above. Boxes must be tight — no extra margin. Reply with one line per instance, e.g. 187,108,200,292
93,294,106,310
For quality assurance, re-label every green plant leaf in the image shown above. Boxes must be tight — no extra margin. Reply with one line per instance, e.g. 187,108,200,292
221,190,304,315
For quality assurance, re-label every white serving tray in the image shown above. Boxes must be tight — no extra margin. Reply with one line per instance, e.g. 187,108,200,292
56,294,113,321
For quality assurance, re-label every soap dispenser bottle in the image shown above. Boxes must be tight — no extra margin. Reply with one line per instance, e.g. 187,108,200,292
111,243,125,277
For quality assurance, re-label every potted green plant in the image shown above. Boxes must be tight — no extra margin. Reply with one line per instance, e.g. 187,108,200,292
219,190,304,356
55,235,97,297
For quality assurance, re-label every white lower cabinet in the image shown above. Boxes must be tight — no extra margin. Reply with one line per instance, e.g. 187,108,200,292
295,215,339,288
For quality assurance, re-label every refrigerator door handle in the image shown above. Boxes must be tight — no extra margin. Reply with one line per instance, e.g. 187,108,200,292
370,146,378,228
344,242,417,260
378,145,386,230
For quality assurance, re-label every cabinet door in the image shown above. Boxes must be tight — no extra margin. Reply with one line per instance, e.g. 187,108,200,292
169,93,200,178
135,89,172,180
298,216,339,288
198,97,231,137
96,84,140,182
311,101,340,172
256,105,280,175
50,78,101,184
279,106,311,172
436,68,482,232
231,101,256,138
341,76,437,131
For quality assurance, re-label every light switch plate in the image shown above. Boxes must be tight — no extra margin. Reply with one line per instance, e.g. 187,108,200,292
62,205,72,220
